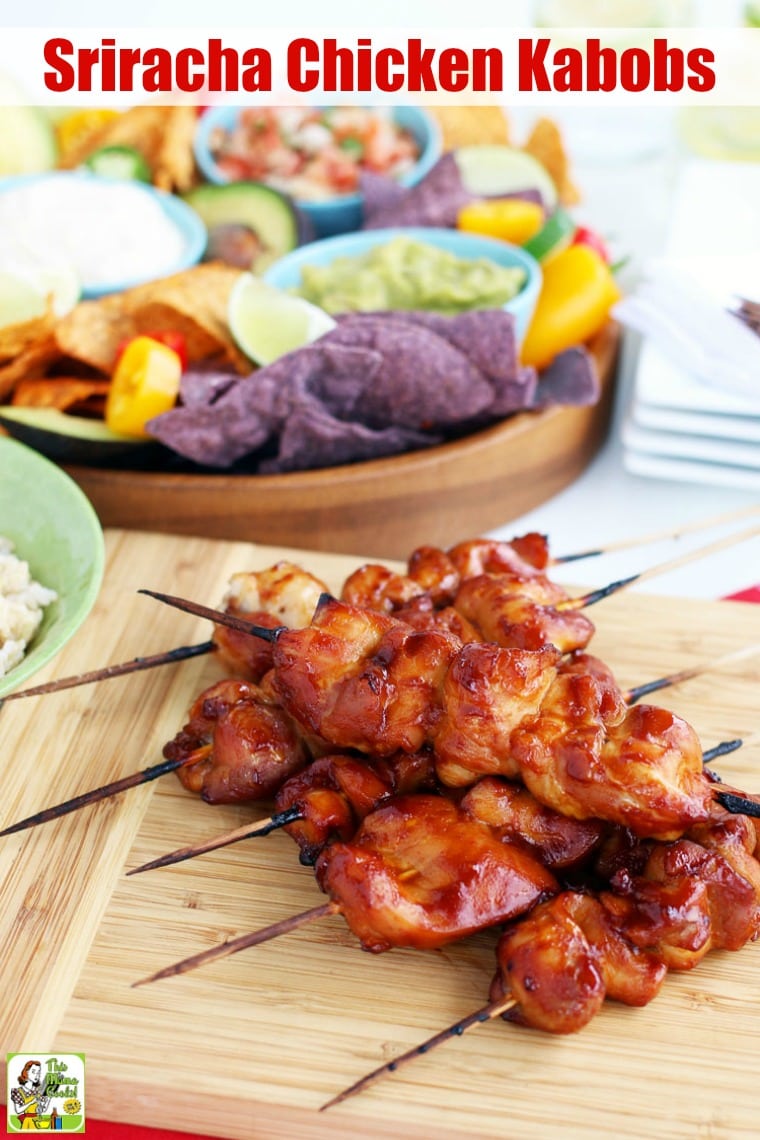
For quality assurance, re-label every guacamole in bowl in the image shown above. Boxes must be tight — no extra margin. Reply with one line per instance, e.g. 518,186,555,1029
264,227,542,341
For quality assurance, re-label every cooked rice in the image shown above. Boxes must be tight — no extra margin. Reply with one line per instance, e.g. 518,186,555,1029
0,535,57,677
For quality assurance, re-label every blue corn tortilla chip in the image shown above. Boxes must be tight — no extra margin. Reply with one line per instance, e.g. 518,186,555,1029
322,314,495,429
361,155,547,231
532,346,600,408
149,344,383,467
147,310,597,473
362,153,472,230
382,310,537,416
179,366,240,408
260,404,438,473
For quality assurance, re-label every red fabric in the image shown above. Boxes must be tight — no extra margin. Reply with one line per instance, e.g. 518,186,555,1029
85,1123,222,1140
724,585,760,604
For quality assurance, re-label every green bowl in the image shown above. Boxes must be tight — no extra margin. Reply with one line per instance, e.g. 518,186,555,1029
0,437,104,697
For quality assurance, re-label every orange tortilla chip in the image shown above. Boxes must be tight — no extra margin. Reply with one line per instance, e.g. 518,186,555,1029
11,376,110,411
54,295,136,373
0,335,60,402
125,263,250,373
0,308,56,363
154,105,199,194
430,105,511,151
522,117,580,206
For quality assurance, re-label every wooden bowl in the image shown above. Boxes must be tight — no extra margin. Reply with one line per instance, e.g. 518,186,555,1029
64,324,619,560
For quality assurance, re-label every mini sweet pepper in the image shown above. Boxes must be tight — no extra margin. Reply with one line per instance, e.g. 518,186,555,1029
105,335,183,438
520,244,620,371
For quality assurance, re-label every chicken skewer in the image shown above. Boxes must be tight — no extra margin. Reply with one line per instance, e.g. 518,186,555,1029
0,596,752,843
4,511,756,703
3,525,757,839
134,759,760,988
133,793,561,986
322,810,760,1109
143,592,760,835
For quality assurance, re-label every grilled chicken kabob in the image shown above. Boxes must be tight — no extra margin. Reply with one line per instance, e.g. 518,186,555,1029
127,586,758,985
1,522,756,842
323,809,760,1109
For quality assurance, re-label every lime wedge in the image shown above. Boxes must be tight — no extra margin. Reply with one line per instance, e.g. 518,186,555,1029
228,274,337,365
745,1,760,25
0,261,80,328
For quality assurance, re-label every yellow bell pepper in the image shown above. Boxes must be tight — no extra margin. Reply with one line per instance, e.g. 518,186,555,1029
105,336,182,438
456,198,545,245
520,244,620,371
56,108,120,163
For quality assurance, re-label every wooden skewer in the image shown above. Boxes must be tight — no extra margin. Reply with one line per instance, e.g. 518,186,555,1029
0,640,216,703
557,523,760,611
553,503,760,563
131,902,338,988
125,805,304,875
0,745,212,839
624,643,760,704
320,996,518,1112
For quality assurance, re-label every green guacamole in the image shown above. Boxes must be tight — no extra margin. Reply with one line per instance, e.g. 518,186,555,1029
296,235,526,316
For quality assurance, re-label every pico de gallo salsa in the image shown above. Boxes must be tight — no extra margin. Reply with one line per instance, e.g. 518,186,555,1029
207,106,421,200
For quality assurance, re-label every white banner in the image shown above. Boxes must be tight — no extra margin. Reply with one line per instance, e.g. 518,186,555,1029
0,26,758,106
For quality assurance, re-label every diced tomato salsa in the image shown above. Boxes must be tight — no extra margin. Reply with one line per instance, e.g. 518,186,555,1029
209,106,420,200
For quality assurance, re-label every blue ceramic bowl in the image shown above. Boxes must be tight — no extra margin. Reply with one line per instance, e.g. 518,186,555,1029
0,171,207,298
193,105,442,239
263,226,542,343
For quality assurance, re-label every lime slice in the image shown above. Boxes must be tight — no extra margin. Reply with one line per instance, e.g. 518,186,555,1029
0,261,80,327
745,1,760,25
228,274,337,365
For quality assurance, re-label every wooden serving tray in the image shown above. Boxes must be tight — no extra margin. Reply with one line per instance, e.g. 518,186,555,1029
62,326,619,560
2,531,759,1140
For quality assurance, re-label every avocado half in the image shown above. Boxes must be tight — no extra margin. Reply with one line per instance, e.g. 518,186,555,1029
183,182,312,273
0,407,151,465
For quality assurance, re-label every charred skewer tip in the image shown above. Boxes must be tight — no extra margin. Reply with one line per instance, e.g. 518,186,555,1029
125,804,305,876
320,996,518,1111
137,589,287,642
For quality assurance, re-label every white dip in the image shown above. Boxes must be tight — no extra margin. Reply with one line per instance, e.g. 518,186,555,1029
0,174,187,291
0,535,57,678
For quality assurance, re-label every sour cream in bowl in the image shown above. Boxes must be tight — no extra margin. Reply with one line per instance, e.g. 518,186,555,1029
0,171,207,298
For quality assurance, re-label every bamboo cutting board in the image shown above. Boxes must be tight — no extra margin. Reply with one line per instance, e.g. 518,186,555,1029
1,529,760,1140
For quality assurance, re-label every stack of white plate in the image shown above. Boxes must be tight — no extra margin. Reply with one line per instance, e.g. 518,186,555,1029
622,159,760,492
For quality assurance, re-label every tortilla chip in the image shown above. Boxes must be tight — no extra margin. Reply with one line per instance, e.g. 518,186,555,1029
125,263,250,373
430,106,511,151
0,308,56,363
522,117,580,206
54,295,136,373
11,376,110,411
154,105,199,194
0,336,60,402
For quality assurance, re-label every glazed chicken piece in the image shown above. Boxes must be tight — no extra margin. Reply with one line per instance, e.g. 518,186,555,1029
432,643,561,786
460,777,607,872
447,535,552,580
490,890,668,1034
510,668,714,839
274,750,437,865
272,596,462,755
454,574,596,653
491,811,760,1035
213,562,329,680
314,795,558,953
163,678,308,803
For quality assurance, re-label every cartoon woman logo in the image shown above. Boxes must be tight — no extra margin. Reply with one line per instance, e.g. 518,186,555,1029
9,1060,52,1130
